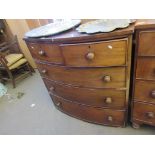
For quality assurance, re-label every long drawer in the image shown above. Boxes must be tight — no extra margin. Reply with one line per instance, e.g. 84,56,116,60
27,42,64,64
60,39,127,67
134,80,155,104
37,62,126,88
133,102,155,125
43,79,126,108
51,95,126,127
136,57,155,80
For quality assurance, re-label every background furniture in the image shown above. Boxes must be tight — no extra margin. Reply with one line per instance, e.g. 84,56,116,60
132,20,155,128
0,36,33,88
25,24,134,127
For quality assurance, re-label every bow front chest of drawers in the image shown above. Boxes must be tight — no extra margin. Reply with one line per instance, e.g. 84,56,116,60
24,26,134,127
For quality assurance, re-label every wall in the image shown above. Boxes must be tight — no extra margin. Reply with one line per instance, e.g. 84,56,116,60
6,19,36,68
6,19,54,68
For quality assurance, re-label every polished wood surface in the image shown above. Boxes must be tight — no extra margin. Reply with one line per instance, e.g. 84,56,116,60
24,23,134,44
37,63,126,88
25,23,133,127
133,102,155,126
132,20,155,128
61,39,127,67
44,79,126,108
136,57,155,80
52,95,125,127
26,42,63,64
135,80,155,104
138,31,155,56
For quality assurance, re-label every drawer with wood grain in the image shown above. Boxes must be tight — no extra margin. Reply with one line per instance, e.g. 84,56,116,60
37,63,126,88
138,31,155,56
51,95,126,127
136,57,155,80
27,42,64,64
43,79,126,108
60,39,127,67
134,80,155,104
133,102,155,126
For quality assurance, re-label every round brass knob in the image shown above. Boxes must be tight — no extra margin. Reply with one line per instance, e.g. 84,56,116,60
107,116,113,122
41,69,47,74
38,50,45,56
103,75,111,82
105,97,112,104
86,52,95,60
151,90,155,98
146,112,154,118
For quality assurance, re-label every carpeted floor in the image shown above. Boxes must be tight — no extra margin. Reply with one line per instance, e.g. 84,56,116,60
0,70,155,135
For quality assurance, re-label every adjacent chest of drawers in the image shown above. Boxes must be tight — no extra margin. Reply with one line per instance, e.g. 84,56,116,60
25,27,133,127
132,21,155,128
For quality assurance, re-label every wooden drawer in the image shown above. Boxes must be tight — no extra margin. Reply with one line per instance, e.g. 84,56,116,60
51,95,125,127
133,102,155,125
43,79,126,108
27,42,63,64
138,31,155,56
136,57,155,80
135,80,155,104
37,63,126,88
60,39,127,67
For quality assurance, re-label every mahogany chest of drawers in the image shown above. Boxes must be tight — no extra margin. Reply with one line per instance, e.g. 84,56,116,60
24,25,134,127
132,20,155,128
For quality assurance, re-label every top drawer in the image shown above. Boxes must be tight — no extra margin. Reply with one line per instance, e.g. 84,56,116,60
138,31,155,56
60,39,127,67
27,42,64,64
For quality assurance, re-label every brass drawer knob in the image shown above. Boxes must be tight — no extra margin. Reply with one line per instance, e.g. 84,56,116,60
105,97,112,104
103,75,111,82
107,116,113,122
146,112,154,118
151,90,155,98
38,50,45,56
49,86,55,91
86,52,95,60
41,69,47,74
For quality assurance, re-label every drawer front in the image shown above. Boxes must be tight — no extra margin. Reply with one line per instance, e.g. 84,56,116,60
61,39,127,67
52,95,125,127
37,63,126,88
27,42,63,64
133,102,155,125
138,31,155,56
136,57,155,80
135,80,155,104
43,79,126,108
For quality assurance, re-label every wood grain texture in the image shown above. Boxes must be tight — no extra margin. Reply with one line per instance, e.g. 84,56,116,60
134,80,155,104
136,57,155,80
138,30,155,56
27,42,64,64
61,39,127,67
37,62,126,88
24,25,133,127
51,95,126,127
44,78,126,109
133,102,155,126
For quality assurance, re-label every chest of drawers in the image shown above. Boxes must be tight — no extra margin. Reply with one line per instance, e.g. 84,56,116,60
24,26,133,127
132,20,155,128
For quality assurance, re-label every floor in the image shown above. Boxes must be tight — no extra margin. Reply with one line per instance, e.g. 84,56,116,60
0,71,155,135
